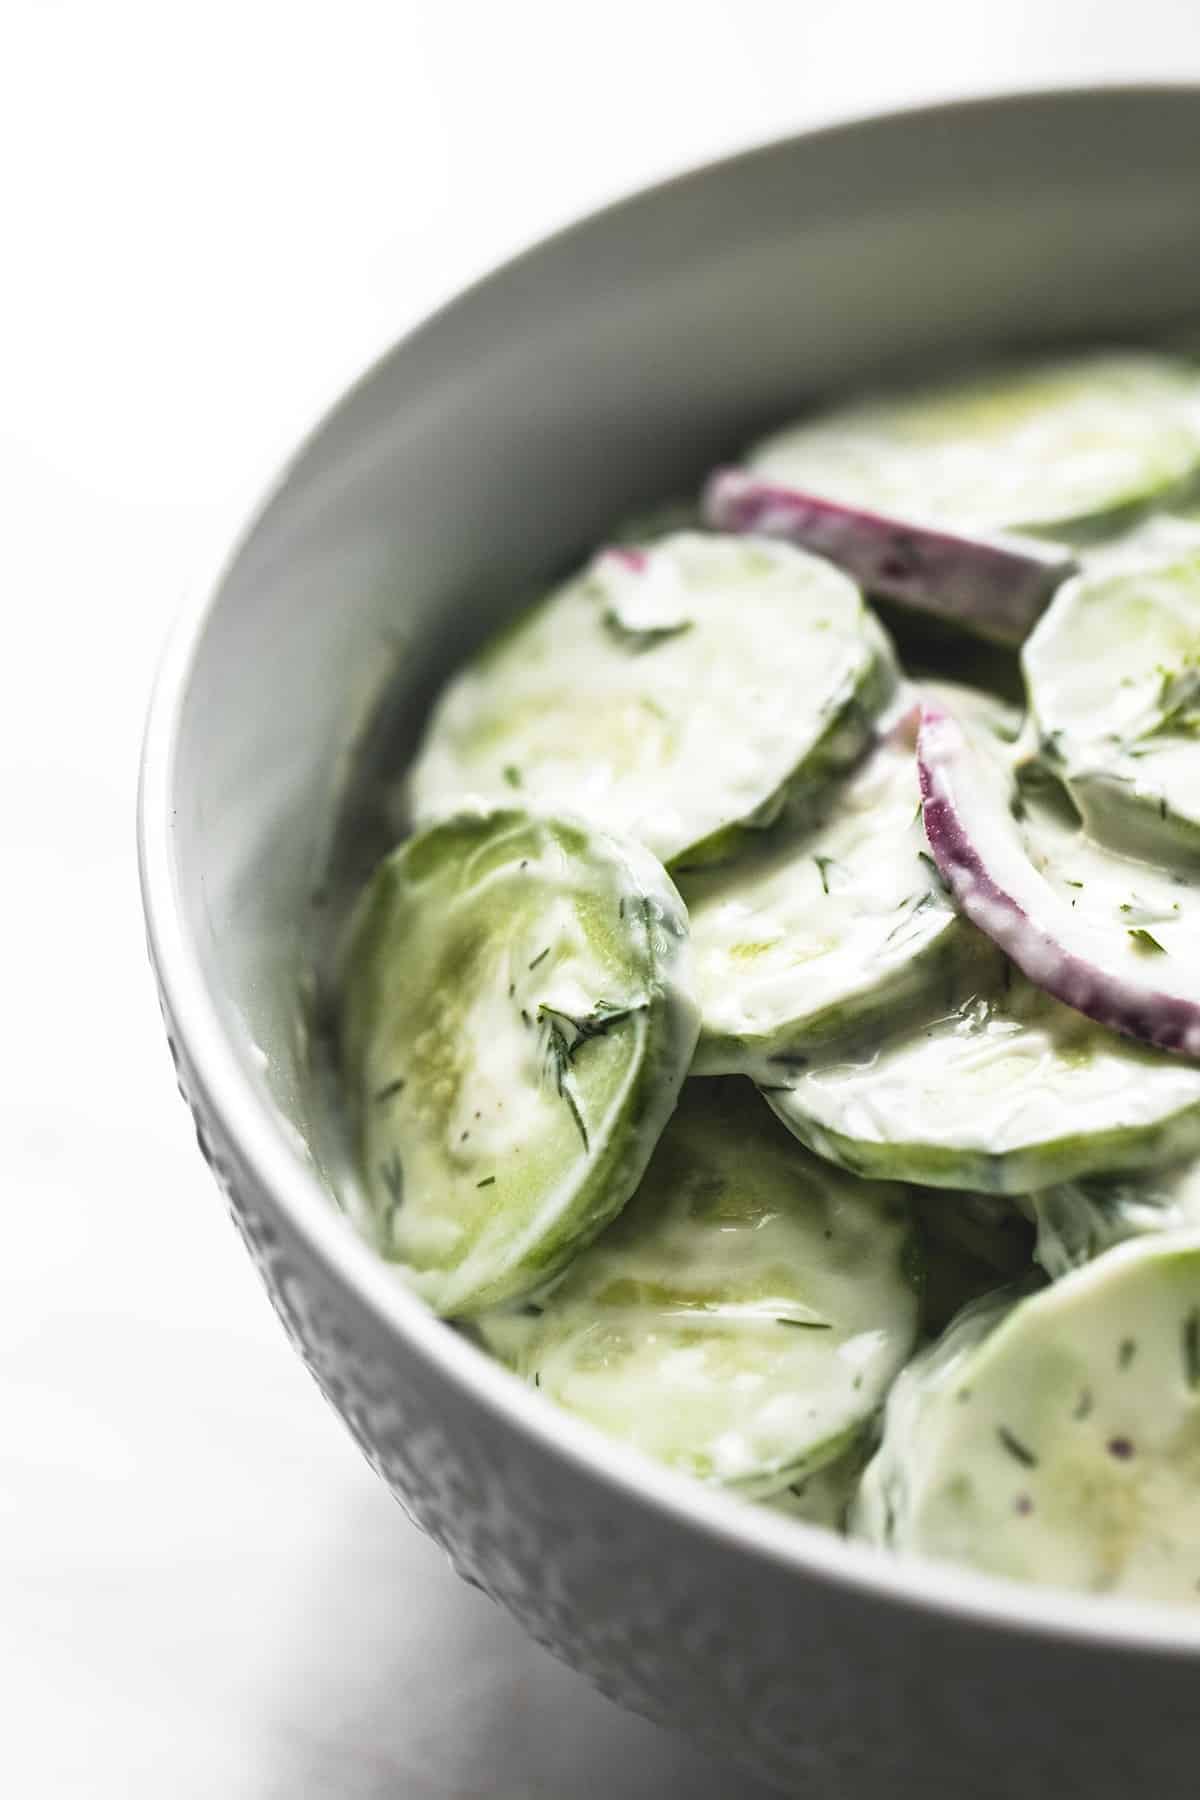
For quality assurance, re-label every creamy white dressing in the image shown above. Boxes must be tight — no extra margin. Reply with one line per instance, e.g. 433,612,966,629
686,681,1019,1074
1024,539,1200,854
481,1081,919,1495
340,342,1200,1598
411,533,896,866
340,811,698,1314
751,352,1200,534
769,973,1200,1191
856,1236,1200,1603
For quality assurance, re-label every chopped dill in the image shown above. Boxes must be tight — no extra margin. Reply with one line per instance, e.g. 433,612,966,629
813,854,837,895
996,1425,1038,1468
529,947,551,970
1128,928,1167,954
885,892,935,942
373,1077,406,1104
775,1316,832,1330
540,1012,590,1151
476,1176,496,1189
503,764,523,788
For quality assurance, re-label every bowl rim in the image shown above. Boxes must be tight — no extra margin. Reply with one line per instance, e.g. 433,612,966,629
139,80,1200,1659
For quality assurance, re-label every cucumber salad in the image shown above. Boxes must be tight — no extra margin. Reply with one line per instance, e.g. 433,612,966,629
336,348,1200,1605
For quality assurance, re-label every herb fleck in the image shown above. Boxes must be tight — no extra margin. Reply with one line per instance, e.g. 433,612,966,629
1107,1436,1135,1461
529,947,551,970
373,1077,406,1104
503,764,523,789
813,854,837,895
476,1176,496,1189
1128,928,1167,954
886,892,935,942
1073,1388,1094,1421
540,1012,591,1151
996,1425,1038,1468
775,1316,832,1330
1118,1337,1137,1369
538,999,644,1052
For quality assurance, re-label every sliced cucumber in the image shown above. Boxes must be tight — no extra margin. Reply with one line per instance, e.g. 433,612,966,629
855,1237,1200,1604
761,1441,869,1532
684,683,1016,1078
1032,1159,1200,1278
479,1079,921,1496
1023,542,1200,859
749,351,1200,538
765,968,1200,1194
338,810,699,1315
410,532,898,868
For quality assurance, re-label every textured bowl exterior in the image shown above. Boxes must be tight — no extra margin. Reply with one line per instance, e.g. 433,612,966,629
141,90,1200,1796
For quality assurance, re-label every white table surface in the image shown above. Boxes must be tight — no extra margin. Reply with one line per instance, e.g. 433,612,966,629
6,4,1200,1794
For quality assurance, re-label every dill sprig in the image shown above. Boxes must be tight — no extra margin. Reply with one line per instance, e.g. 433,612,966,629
996,1425,1038,1468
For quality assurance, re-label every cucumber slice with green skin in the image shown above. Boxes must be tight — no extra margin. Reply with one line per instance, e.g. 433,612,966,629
410,533,898,870
1023,543,1200,860
920,701,1200,1054
683,681,1016,1078
704,468,1076,645
761,1440,870,1532
1032,1160,1200,1279
855,1237,1200,1604
338,810,699,1316
479,1079,921,1497
748,351,1200,539
765,967,1200,1195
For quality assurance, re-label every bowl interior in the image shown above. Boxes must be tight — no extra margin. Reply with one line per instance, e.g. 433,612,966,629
149,84,1200,1622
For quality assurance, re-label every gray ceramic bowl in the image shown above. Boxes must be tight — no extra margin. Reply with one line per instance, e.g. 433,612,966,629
139,88,1200,1798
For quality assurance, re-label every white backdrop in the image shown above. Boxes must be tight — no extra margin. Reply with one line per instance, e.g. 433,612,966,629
4,5,1200,1794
